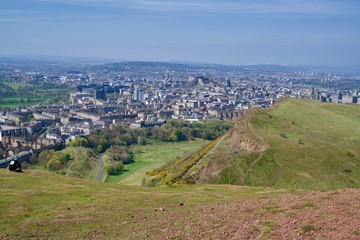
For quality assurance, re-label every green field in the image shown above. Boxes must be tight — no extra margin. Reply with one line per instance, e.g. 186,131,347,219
106,139,209,185
2,82,35,90
0,81,70,109
216,99,360,190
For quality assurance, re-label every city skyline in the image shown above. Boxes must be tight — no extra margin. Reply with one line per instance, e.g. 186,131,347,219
1,0,359,66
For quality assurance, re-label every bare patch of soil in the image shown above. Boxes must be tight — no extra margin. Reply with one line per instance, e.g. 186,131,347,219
130,189,360,239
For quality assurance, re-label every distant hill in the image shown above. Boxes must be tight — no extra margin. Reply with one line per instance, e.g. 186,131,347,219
88,61,199,72
151,98,360,190
1,56,358,74
89,61,302,73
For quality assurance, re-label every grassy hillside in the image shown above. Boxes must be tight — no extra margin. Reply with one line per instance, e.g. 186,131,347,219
0,169,271,239
204,99,360,190
1,169,359,239
61,147,98,180
106,139,208,185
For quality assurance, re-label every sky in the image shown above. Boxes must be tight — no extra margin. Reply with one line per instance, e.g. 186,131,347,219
0,0,359,66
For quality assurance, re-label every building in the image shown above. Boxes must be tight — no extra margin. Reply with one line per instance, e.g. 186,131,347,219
6,112,25,124
226,79,231,88
134,88,144,102
95,90,106,101
0,126,28,141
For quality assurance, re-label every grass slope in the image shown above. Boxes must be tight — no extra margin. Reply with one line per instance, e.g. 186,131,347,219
1,170,359,239
218,99,360,190
0,169,274,239
106,139,208,185
61,147,98,180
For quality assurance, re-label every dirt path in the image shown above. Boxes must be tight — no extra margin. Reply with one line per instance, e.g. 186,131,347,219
238,110,269,185
188,133,230,181
190,133,228,173
240,151,264,185
95,155,104,182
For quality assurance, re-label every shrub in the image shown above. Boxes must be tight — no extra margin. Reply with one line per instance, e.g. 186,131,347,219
104,162,124,175
137,136,147,145
64,153,71,161
104,146,133,164
38,150,67,171
46,158,65,170
301,225,317,233
280,133,287,138
346,152,355,157
149,137,220,185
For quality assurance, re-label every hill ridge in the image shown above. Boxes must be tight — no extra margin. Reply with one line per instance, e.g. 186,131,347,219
150,98,360,190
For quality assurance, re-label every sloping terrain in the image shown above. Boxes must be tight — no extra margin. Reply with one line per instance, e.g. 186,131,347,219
0,169,359,239
61,147,98,180
199,98,360,190
106,140,209,185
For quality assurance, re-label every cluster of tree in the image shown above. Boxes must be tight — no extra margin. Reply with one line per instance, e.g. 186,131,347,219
104,162,124,175
102,146,133,175
38,150,71,171
103,146,133,164
64,119,232,175
87,119,233,153
0,83,16,97
68,138,90,147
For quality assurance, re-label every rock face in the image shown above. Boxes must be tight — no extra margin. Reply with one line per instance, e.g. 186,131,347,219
227,110,268,154
197,109,268,184
227,127,264,154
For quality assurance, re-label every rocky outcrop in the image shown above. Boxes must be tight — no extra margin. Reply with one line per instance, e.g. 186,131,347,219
227,110,268,153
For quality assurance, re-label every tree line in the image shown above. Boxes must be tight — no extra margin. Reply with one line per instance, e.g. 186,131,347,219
87,119,233,153
35,119,233,176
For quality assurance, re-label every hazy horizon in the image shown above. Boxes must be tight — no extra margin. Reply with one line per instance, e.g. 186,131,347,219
1,0,359,66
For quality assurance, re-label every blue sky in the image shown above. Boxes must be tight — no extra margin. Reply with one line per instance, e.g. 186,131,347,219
0,0,359,66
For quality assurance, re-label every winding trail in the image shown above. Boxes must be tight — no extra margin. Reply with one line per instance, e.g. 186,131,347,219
238,111,269,185
239,151,265,185
95,155,104,182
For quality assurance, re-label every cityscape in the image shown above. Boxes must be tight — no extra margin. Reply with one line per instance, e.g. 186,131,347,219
0,60,359,161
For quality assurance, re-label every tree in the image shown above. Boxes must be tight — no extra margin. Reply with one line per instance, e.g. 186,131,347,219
122,133,135,145
104,146,133,164
137,136,147,145
68,138,90,147
64,153,71,161
104,162,124,175
46,158,64,170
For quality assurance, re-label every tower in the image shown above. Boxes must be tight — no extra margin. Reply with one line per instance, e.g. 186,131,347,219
134,88,144,102
95,90,106,101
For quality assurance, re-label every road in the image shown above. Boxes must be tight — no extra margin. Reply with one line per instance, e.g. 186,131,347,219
95,154,104,182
